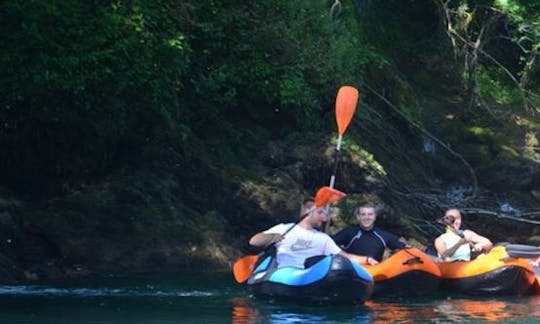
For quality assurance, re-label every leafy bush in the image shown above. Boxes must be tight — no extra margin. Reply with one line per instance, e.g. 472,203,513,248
0,0,385,192
0,0,191,190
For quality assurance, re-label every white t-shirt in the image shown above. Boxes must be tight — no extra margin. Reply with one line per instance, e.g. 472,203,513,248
438,231,471,261
264,223,342,268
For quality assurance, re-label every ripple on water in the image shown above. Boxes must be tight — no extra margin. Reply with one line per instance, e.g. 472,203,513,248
0,285,215,297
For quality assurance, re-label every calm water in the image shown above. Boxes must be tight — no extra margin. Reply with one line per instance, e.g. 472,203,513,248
0,271,538,323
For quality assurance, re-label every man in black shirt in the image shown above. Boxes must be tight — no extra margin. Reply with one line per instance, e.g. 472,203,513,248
332,202,406,265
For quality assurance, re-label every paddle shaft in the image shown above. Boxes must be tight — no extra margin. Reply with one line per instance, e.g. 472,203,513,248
329,134,343,189
323,86,358,232
323,135,342,232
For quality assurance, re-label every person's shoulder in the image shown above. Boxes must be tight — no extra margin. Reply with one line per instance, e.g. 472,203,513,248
273,222,291,227
333,225,358,235
462,229,476,236
315,230,332,237
267,222,293,231
373,227,397,236
435,232,447,240
462,229,486,239
345,225,360,232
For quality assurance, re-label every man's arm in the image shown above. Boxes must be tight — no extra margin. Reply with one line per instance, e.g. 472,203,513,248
338,251,379,265
331,227,353,248
385,231,407,250
249,232,283,247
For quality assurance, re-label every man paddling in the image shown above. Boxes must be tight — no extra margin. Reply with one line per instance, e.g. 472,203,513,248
249,198,372,268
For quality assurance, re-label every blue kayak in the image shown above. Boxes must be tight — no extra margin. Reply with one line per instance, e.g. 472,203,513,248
246,253,373,304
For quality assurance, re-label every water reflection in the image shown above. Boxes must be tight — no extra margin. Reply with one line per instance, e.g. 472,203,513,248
231,297,260,324
435,299,511,322
365,300,436,323
232,295,540,323
231,297,373,323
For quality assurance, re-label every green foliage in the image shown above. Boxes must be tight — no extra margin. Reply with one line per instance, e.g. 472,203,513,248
493,1,540,80
343,139,387,176
0,0,385,192
1,0,191,190
439,1,540,109
468,126,496,138
359,0,445,58
183,1,385,138
475,66,523,104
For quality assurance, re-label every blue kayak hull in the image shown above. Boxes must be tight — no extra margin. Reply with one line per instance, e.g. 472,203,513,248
247,254,373,304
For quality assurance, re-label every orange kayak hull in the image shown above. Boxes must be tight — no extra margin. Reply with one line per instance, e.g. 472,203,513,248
364,247,441,297
530,277,540,293
438,246,536,295
527,263,540,294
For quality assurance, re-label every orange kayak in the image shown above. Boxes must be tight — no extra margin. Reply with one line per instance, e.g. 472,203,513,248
363,247,441,297
531,276,540,294
438,246,536,295
528,259,540,294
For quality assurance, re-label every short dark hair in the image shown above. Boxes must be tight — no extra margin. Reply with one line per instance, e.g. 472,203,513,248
353,201,376,216
300,198,315,219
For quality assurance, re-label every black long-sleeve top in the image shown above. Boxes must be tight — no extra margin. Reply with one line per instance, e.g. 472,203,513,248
332,226,406,261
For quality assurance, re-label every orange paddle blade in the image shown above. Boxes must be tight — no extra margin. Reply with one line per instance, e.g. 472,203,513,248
314,186,346,207
335,86,359,135
232,254,259,283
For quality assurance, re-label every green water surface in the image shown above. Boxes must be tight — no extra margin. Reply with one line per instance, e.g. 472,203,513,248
0,271,538,323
